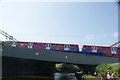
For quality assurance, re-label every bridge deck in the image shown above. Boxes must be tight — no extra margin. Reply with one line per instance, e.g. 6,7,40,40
1,45,118,65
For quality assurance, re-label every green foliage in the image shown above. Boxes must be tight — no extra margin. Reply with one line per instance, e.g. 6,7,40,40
82,75,98,78
55,63,81,73
0,41,11,46
76,70,83,74
96,64,120,78
0,41,3,45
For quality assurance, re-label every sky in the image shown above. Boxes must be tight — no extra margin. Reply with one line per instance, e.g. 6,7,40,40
0,0,118,48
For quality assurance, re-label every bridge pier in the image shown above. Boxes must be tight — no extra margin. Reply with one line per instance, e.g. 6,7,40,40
1,45,119,79
77,64,97,74
2,56,55,78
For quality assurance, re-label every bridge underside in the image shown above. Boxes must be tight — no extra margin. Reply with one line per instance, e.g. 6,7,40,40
2,56,55,77
2,56,97,78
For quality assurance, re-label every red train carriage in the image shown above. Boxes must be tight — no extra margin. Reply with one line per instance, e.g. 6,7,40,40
5,41,120,57
82,45,104,56
8,41,79,52
9,41,33,48
33,42,46,49
82,45,120,56
114,47,120,56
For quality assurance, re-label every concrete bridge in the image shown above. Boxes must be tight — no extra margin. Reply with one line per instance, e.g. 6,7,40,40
0,45,119,78
1,45,118,65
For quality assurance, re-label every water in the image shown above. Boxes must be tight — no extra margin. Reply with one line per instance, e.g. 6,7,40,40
54,73,78,80
1,73,78,80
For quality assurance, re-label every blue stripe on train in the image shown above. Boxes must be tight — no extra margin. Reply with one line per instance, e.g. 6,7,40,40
33,44,45,47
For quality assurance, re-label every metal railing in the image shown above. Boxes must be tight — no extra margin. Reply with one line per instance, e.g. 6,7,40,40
0,29,18,41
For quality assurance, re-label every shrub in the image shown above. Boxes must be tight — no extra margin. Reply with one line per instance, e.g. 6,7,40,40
0,41,11,46
82,75,97,78
96,64,120,78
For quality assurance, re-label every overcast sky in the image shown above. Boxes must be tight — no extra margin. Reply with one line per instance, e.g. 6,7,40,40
0,0,118,48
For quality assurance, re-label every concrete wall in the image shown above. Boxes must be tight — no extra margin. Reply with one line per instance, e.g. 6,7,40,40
2,56,55,77
2,45,118,65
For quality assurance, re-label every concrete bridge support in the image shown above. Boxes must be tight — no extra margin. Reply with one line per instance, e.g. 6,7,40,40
2,56,55,78
77,64,97,74
1,45,119,78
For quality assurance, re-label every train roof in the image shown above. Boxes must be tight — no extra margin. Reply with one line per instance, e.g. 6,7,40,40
7,41,79,46
83,45,120,48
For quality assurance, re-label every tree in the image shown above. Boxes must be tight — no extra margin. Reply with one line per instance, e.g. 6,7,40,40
0,41,11,46
55,63,81,73
96,64,120,78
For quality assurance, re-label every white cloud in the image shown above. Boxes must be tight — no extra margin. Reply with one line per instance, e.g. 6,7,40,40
84,33,110,41
85,34,95,40
113,32,118,38
85,33,118,41
97,34,108,38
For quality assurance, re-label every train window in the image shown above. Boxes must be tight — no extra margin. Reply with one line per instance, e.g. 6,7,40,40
108,48,111,51
21,43,25,46
102,47,110,51
64,45,70,48
24,43,28,46
49,44,51,47
92,47,97,50
64,45,66,48
117,48,120,52
111,48,113,51
91,47,97,52
45,44,51,50
17,42,21,45
28,43,33,48
64,45,70,51
59,45,64,48
34,43,37,46
56,44,59,47
111,48,117,51
18,43,27,46
70,45,74,49
97,47,103,50
111,48,117,54
55,44,57,47
102,47,105,51
75,46,78,49
46,44,51,47
12,42,16,45
30,43,33,45
70,45,78,49
11,42,17,47
84,46,91,50
28,43,32,46
51,44,56,47
97,47,111,51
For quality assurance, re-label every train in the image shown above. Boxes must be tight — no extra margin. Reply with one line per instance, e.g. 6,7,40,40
82,45,120,56
7,41,120,57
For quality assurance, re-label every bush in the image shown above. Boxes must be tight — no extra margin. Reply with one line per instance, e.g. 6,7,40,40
82,75,97,78
0,41,3,45
96,64,120,78
82,75,100,80
0,41,11,46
